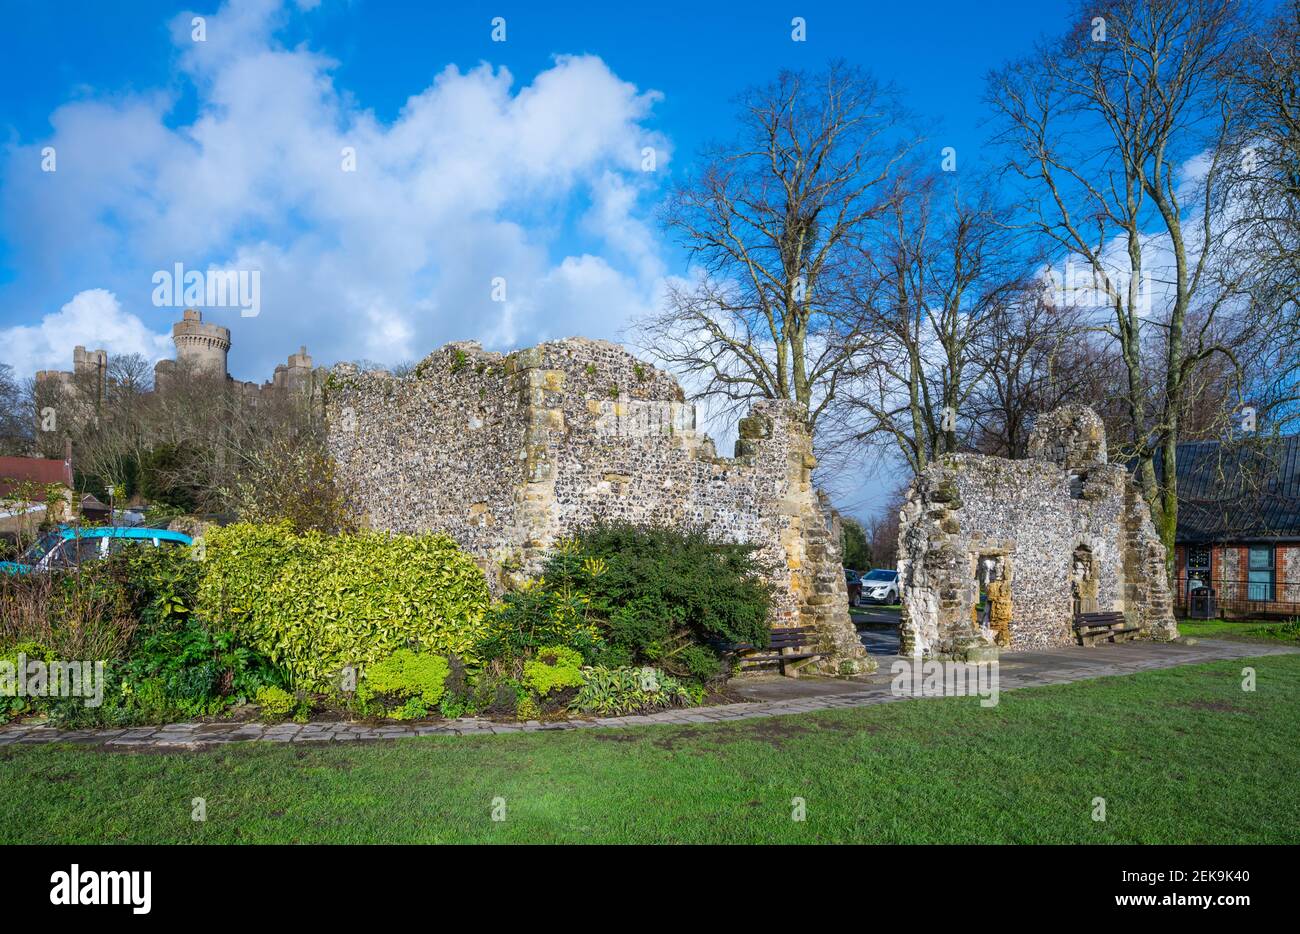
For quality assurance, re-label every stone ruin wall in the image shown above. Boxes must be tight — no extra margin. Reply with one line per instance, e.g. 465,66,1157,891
898,405,1179,657
325,337,871,675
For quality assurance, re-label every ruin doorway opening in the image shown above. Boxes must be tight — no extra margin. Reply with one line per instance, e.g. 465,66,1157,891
1072,545,1099,616
975,555,1011,647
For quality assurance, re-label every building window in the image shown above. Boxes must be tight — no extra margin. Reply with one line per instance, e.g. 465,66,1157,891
1247,545,1275,602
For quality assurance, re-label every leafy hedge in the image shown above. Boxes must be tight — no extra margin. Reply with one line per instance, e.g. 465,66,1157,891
198,522,491,691
484,524,771,681
3,521,743,726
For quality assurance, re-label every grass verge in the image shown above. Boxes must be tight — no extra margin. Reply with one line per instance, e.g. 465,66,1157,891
1177,617,1300,644
2,654,1297,843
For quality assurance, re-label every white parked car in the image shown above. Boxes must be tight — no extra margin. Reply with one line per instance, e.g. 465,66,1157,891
858,569,899,605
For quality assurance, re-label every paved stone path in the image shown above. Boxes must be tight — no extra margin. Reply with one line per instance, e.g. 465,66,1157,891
0,639,1293,749
851,606,901,654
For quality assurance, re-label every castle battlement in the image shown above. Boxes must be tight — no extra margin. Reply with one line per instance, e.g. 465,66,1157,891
171,309,232,377
38,308,324,411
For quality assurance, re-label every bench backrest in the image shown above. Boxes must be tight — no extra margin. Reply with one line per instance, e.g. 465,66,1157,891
768,626,819,648
1073,612,1126,628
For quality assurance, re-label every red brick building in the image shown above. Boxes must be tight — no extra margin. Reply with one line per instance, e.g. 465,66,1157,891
0,454,75,538
0,454,74,498
1172,437,1300,618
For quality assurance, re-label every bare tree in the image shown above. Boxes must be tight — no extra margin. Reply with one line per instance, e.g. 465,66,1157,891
865,484,908,571
988,0,1254,578
22,349,340,528
66,353,157,497
1228,2,1300,299
637,62,917,434
139,374,342,528
1222,1,1300,432
0,364,29,456
24,361,108,462
967,288,1119,458
840,176,1029,474
105,353,153,402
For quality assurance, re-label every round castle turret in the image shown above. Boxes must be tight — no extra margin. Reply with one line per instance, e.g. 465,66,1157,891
172,309,230,378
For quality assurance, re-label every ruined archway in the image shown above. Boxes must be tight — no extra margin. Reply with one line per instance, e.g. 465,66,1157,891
1072,544,1099,616
976,554,1013,647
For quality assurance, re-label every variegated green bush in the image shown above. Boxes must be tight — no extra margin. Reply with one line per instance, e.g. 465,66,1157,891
197,522,490,691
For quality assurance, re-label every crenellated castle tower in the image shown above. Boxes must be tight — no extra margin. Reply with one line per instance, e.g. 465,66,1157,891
172,308,231,377
38,308,325,419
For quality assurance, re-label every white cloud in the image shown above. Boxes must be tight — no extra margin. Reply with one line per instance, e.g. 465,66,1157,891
1,0,672,379
532,254,659,343
583,172,666,283
0,289,173,373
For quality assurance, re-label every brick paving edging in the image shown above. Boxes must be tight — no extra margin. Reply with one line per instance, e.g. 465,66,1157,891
0,640,1294,749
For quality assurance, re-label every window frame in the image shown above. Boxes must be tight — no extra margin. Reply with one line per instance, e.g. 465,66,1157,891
1247,544,1276,602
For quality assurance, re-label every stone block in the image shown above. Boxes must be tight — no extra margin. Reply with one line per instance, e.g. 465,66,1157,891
512,347,544,371
737,414,773,440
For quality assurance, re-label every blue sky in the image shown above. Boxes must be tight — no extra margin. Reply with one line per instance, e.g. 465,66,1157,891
0,1,1071,161
0,0,1080,519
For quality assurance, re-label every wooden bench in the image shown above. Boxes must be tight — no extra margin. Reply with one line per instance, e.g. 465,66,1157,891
727,626,826,677
1073,611,1141,646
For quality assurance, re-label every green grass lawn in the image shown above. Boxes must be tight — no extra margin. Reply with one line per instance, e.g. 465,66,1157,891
3,654,1298,844
1178,617,1300,644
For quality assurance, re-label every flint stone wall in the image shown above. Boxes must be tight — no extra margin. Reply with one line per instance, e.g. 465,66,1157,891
325,337,871,675
1284,548,1300,590
898,405,1178,656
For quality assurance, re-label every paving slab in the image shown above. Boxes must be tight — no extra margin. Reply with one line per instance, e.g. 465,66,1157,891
2,638,1293,748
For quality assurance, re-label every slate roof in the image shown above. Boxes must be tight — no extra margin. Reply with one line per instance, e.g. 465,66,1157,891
1172,437,1300,542
79,493,111,517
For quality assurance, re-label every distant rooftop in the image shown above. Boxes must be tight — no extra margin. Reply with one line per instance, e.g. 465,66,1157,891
1171,436,1300,542
0,455,73,500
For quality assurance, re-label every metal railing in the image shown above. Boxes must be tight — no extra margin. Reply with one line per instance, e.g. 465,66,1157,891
1173,576,1300,619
